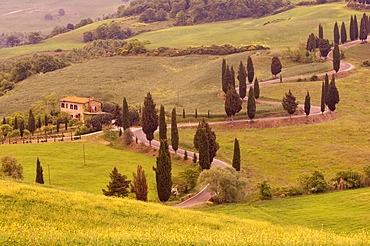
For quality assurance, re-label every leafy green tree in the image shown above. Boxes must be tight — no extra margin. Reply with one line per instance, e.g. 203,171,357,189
300,171,327,193
237,61,247,99
141,92,158,146
153,139,172,202
225,85,242,120
246,56,254,84
282,90,298,118
334,21,340,45
173,168,200,193
304,91,311,117
175,10,187,26
247,87,256,120
122,97,130,130
320,82,326,114
27,109,36,134
158,105,167,140
1,124,12,139
10,59,33,82
232,138,241,171
254,77,260,99
332,44,340,73
1,155,23,180
28,31,42,44
86,114,112,131
130,165,148,201
318,38,331,58
198,128,211,170
271,56,282,78
6,35,20,47
326,75,340,112
198,165,247,203
102,167,131,197
318,23,324,39
171,108,179,153
340,22,347,44
35,157,44,184
193,119,219,164
257,180,272,200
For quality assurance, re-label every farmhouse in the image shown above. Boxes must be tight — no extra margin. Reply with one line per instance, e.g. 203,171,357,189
59,96,104,122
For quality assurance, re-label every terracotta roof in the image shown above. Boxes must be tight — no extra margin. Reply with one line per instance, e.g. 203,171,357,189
59,96,101,104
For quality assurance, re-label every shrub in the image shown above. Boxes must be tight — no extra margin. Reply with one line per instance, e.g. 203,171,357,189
75,126,91,136
331,171,364,190
362,60,370,67
310,75,319,81
257,180,273,200
123,128,133,145
300,171,327,193
173,168,200,194
1,155,23,180
276,186,303,198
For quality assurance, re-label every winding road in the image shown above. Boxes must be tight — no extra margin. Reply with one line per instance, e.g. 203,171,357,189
132,36,368,208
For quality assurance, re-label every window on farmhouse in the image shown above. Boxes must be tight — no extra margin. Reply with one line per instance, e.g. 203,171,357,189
74,105,78,110
61,103,65,108
70,104,73,109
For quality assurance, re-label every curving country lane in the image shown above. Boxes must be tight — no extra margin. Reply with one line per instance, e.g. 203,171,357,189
132,36,368,208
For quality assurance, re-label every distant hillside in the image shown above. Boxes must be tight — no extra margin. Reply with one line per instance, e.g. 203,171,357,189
1,179,368,245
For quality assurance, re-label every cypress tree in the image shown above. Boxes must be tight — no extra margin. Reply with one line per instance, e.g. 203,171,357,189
193,119,219,164
334,21,340,45
282,90,298,118
340,22,347,44
14,116,18,130
122,97,130,130
153,139,172,202
222,65,232,93
326,75,340,112
27,109,35,134
247,87,256,120
333,44,340,73
102,167,131,197
221,58,226,92
271,56,282,78
324,73,330,105
192,152,197,163
113,104,122,127
321,82,326,114
304,91,311,117
158,105,167,140
318,23,324,39
184,150,188,160
38,116,42,129
182,108,185,118
19,120,24,137
306,33,316,52
254,77,260,99
360,15,368,43
237,61,247,99
130,165,148,201
318,38,331,58
195,108,198,118
64,117,68,131
198,128,210,170
246,56,254,84
171,108,179,153
44,114,48,126
141,92,158,146
232,138,241,171
230,66,236,89
354,15,359,39
225,85,242,120
35,157,44,184
350,15,355,41
2,117,5,124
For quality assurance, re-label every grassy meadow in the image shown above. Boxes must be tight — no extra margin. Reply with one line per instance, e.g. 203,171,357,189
201,187,370,234
0,0,124,33
1,179,370,245
0,137,193,201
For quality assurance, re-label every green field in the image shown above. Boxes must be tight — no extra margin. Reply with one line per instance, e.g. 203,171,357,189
0,0,124,33
1,179,369,245
0,137,193,201
201,187,370,234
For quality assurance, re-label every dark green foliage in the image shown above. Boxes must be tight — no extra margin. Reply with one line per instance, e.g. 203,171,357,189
192,153,197,164
237,60,247,99
153,139,172,202
27,110,35,134
326,75,340,112
247,87,256,120
324,73,329,105
184,150,188,160
44,114,48,126
225,85,242,120
141,92,158,146
64,117,68,131
158,105,167,140
171,108,179,153
13,116,18,130
304,91,311,116
253,77,260,99
354,15,359,39
320,82,326,114
102,167,131,197
306,33,316,52
318,38,331,58
334,21,340,45
271,56,282,77
195,108,198,118
222,65,232,93
75,18,93,29
1,155,23,180
193,119,219,164
198,128,211,170
282,90,298,118
300,171,327,193
123,129,134,145
246,56,254,84
232,138,240,171
130,165,148,201
340,22,347,44
350,15,356,41
35,157,44,184
360,15,368,43
182,108,185,118
318,23,324,39
230,66,236,89
257,180,272,200
122,97,130,130
221,58,226,92
332,44,340,73
173,168,200,193
86,114,112,131
332,171,364,190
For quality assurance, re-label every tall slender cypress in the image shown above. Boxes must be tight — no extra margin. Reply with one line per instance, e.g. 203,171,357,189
122,97,130,130
350,15,355,41
360,15,368,43
254,77,260,99
340,22,347,44
153,139,172,202
304,91,311,117
130,165,148,202
247,87,256,120
193,119,219,164
333,44,340,73
321,82,326,114
171,108,179,153
222,65,232,93
334,21,340,45
225,85,242,120
324,74,330,105
35,157,44,184
282,90,298,118
326,75,340,112
27,109,35,134
354,15,359,39
232,138,241,171
141,92,158,146
230,66,236,89
159,105,167,140
14,116,18,130
246,56,254,84
221,58,226,92
198,128,210,170
318,23,324,39
237,61,247,99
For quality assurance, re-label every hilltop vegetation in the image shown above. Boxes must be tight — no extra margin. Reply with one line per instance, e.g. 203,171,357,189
1,179,369,245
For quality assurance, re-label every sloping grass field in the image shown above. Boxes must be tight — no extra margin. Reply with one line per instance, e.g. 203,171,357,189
1,179,370,245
